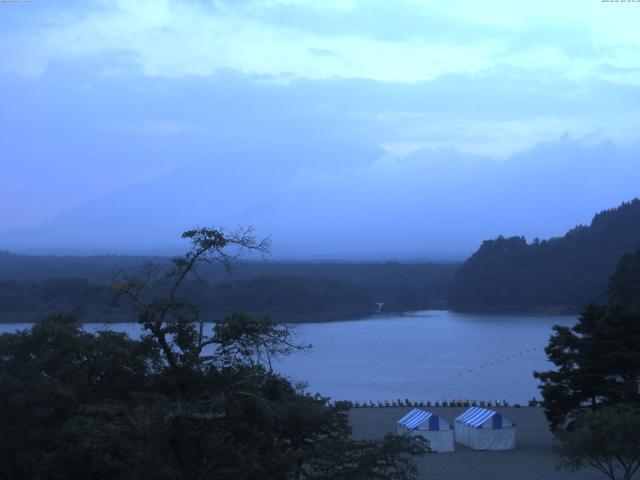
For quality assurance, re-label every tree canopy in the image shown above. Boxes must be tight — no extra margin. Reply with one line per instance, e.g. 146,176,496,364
451,199,640,310
534,245,640,430
556,404,640,480
0,226,426,480
0,255,456,324
535,245,640,479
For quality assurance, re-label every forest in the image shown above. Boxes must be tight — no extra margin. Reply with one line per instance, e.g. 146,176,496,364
450,199,640,310
0,254,456,323
0,228,426,480
3,199,640,321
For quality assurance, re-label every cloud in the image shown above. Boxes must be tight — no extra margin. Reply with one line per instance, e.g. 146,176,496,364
2,6,504,82
306,47,338,58
3,135,638,259
2,0,639,85
1,1,640,236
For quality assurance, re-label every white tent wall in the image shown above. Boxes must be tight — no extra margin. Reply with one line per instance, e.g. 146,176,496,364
454,422,516,450
454,407,517,451
398,425,455,453
396,409,455,453
419,429,455,453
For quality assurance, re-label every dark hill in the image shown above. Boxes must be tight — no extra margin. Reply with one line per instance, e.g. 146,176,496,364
449,199,640,310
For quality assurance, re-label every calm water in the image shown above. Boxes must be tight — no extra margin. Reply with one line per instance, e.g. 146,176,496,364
0,310,577,404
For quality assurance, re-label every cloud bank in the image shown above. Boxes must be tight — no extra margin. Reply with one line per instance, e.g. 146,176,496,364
1,0,639,255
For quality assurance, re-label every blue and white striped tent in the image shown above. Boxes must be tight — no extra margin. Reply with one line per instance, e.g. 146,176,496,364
397,409,454,452
454,407,517,450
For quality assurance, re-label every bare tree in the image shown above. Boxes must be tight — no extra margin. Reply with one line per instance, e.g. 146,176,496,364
110,226,271,371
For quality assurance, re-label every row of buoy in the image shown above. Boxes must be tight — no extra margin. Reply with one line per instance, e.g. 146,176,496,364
457,347,539,376
349,399,522,408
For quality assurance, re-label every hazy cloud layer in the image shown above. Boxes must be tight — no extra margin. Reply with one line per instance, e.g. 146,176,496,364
2,137,639,259
1,1,639,255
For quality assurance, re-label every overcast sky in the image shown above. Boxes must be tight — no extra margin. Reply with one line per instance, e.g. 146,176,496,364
1,1,639,256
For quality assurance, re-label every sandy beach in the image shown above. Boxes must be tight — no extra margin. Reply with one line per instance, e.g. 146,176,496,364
349,406,603,480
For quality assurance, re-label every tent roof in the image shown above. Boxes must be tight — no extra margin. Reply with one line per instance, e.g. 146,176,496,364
398,409,435,429
455,407,500,427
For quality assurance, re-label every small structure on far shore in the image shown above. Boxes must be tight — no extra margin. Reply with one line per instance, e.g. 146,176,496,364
397,408,454,452
454,407,517,450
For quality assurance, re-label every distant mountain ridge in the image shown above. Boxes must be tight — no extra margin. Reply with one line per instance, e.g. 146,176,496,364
450,199,640,310
2,137,639,259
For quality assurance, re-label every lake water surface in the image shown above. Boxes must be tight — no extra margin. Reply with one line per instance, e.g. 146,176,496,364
0,310,577,404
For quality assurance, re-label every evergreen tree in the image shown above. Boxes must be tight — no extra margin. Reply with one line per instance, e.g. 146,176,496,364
535,245,640,430
451,199,640,309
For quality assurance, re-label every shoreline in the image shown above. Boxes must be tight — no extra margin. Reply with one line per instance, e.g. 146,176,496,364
448,306,581,315
0,306,580,324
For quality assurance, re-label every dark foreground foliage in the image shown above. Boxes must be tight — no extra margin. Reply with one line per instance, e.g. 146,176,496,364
536,245,640,479
0,227,425,480
557,405,640,480
0,315,424,480
535,245,640,430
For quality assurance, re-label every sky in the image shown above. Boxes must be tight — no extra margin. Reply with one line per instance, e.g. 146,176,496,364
1,0,640,258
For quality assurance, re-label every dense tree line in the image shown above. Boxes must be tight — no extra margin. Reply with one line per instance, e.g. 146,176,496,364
0,278,99,321
0,275,374,324
0,255,457,322
0,252,457,305
202,276,374,322
0,227,426,479
450,199,640,310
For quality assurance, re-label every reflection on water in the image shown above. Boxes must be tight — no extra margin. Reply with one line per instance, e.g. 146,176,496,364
0,310,577,403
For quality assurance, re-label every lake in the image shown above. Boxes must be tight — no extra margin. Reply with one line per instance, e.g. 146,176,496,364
0,310,577,404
